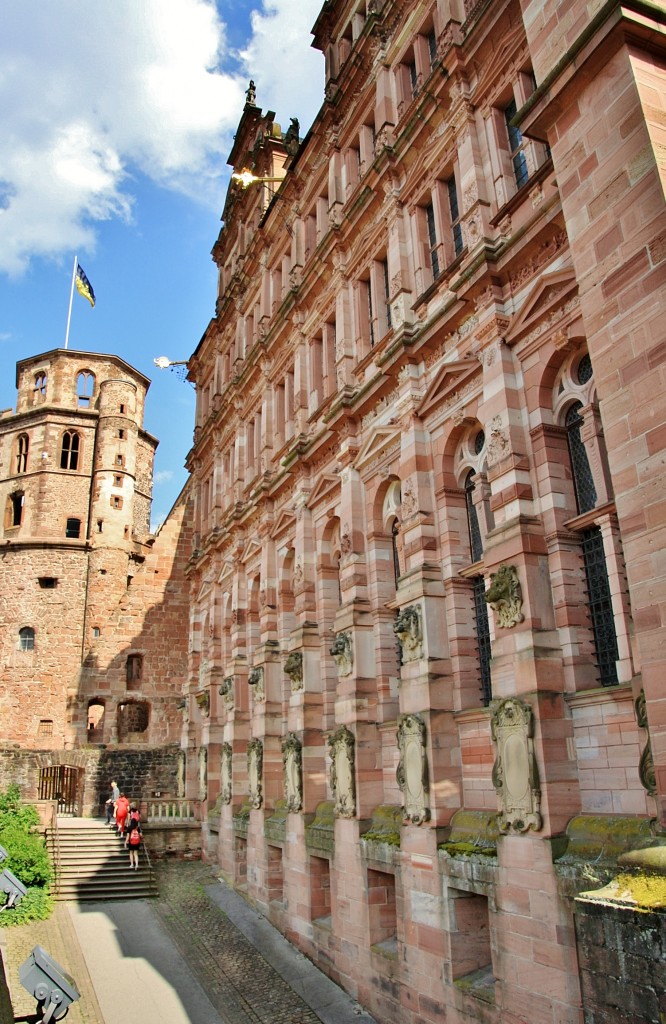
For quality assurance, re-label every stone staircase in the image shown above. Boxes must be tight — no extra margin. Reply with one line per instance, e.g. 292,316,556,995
49,818,157,901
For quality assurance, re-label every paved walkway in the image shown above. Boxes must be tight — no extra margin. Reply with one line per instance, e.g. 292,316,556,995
1,861,377,1024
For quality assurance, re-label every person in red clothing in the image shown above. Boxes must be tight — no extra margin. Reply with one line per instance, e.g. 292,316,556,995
115,792,130,835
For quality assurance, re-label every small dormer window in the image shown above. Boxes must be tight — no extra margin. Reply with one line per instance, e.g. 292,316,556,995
77,370,95,407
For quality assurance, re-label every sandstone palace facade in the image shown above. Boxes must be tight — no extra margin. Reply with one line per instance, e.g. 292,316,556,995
0,349,191,814
185,1,666,1022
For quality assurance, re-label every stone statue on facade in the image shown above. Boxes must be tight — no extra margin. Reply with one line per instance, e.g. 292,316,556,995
282,732,303,812
248,738,263,809
396,714,430,824
330,631,353,677
491,697,542,833
329,725,356,818
393,605,424,663
485,564,524,628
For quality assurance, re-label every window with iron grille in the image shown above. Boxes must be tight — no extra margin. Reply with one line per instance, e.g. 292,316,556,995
465,470,492,704
472,575,492,705
566,401,618,686
566,402,597,514
581,526,619,686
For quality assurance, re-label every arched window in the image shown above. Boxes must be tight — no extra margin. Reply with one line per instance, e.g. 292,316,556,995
34,373,47,401
77,370,95,407
60,431,80,470
16,434,29,474
18,626,35,651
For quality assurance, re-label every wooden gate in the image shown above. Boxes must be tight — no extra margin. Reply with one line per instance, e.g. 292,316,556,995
38,766,80,815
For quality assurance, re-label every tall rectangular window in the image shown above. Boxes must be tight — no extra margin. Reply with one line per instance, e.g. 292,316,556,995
425,201,441,281
447,177,464,258
505,99,529,189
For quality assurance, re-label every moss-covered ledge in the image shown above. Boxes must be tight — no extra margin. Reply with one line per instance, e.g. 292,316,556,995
438,809,499,888
554,814,666,897
305,801,336,855
232,800,252,837
264,799,288,845
360,805,402,867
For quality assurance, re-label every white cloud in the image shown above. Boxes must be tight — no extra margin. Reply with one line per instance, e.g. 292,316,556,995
239,0,324,133
0,0,323,276
154,470,175,485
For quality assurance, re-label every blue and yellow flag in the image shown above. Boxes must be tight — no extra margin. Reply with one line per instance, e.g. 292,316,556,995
75,263,95,307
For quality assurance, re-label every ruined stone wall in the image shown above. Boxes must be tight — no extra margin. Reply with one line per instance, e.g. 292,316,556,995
0,547,88,748
0,745,182,817
575,901,666,1023
75,489,193,749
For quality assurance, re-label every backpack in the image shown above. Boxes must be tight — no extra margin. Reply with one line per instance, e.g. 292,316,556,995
127,810,141,846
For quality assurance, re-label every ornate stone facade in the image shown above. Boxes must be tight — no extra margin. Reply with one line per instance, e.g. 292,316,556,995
185,3,666,1023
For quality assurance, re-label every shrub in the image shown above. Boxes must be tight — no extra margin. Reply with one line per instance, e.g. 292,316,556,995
0,785,53,926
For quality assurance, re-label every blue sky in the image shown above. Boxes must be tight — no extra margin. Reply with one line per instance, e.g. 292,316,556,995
0,0,323,528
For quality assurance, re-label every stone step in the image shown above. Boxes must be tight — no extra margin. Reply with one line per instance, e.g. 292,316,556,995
49,818,157,902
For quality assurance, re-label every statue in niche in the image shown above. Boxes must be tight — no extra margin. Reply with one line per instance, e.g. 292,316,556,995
284,651,304,692
176,749,186,798
396,714,430,824
491,697,542,833
393,605,424,663
329,725,356,818
282,733,303,812
248,666,265,701
219,676,234,710
247,739,263,809
330,631,353,677
485,564,524,628
198,746,208,802
221,742,233,805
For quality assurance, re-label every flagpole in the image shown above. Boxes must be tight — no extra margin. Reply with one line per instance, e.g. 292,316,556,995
64,254,77,350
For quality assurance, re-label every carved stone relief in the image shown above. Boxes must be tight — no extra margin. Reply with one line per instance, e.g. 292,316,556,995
491,698,542,833
198,746,208,802
486,415,510,466
485,564,525,628
329,725,356,818
282,732,303,812
248,738,263,809
284,651,304,692
635,689,656,797
195,691,210,717
330,631,353,677
221,742,233,805
393,605,424,663
396,714,430,824
248,665,265,701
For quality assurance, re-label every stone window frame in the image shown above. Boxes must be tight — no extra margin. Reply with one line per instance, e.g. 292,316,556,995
15,433,29,474
33,371,47,402
126,653,143,688
60,430,81,471
552,350,632,687
5,490,25,529
65,517,82,539
485,68,550,211
411,169,463,296
18,626,35,652
76,369,96,408
308,314,336,416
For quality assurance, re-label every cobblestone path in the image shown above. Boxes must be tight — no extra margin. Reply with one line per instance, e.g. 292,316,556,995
153,861,323,1024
